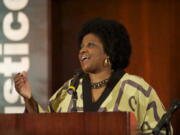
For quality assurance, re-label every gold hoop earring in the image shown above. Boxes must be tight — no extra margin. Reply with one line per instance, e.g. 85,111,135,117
104,57,111,67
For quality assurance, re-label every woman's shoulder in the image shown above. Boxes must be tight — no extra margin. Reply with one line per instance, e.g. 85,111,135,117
120,73,156,105
121,72,151,89
122,72,145,81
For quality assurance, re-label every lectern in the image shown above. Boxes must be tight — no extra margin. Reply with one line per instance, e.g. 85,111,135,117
0,112,130,135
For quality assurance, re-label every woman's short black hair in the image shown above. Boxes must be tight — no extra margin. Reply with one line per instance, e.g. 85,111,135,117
78,17,132,70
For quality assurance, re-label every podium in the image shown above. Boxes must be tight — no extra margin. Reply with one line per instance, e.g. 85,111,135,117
0,112,130,135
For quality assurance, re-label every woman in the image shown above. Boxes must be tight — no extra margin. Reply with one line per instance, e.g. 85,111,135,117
14,18,168,134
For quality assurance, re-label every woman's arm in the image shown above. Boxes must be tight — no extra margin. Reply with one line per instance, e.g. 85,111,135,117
24,97,39,113
14,72,40,113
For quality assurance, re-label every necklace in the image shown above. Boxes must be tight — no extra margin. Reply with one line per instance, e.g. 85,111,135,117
91,79,109,89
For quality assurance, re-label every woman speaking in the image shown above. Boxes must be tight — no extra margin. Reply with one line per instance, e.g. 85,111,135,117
14,18,169,134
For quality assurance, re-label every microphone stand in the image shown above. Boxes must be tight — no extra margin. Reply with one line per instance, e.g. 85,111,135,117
153,116,171,135
71,91,78,112
153,113,172,135
165,124,171,135
68,69,83,112
153,100,180,135
160,122,171,135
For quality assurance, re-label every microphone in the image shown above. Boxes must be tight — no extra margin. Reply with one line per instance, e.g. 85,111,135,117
67,69,83,95
153,100,180,135
67,69,84,112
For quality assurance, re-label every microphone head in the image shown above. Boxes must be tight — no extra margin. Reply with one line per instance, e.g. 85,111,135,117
67,69,84,95
172,99,180,107
170,99,180,113
73,68,84,78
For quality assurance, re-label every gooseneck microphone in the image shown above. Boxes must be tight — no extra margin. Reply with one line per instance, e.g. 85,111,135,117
153,100,180,135
67,69,83,112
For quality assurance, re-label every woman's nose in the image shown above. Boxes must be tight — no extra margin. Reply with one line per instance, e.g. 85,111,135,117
79,46,87,54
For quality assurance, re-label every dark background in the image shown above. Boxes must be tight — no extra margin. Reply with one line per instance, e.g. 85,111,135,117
49,0,179,134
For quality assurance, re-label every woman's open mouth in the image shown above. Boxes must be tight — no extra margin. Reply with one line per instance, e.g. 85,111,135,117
80,55,90,62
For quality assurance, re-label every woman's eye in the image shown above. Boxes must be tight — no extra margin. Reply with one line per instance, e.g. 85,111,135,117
88,42,95,48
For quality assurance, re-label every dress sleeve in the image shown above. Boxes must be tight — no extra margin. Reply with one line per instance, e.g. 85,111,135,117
138,87,172,135
47,80,71,112
24,80,71,113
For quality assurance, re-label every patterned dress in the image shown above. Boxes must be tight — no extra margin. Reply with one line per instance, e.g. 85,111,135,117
32,71,169,134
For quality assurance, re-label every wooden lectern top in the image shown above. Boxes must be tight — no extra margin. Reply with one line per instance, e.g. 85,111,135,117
0,112,130,135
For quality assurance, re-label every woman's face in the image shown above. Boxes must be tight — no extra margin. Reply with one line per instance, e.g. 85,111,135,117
79,33,108,73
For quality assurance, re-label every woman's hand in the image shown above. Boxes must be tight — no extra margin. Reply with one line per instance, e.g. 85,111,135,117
14,71,32,99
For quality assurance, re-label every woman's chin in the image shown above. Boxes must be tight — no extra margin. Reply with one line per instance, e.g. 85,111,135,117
81,67,89,73
81,65,92,73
